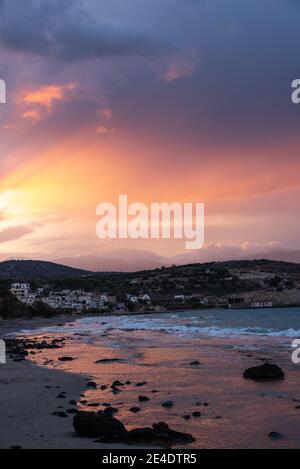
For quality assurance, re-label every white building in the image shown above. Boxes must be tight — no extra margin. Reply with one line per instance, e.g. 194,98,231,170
10,283,31,301
127,295,138,303
139,294,151,302
251,301,273,308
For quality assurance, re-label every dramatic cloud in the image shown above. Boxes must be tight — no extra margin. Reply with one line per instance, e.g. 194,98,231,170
15,82,78,122
0,0,172,62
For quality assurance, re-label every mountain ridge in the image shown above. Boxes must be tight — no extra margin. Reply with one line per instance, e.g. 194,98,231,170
1,257,300,281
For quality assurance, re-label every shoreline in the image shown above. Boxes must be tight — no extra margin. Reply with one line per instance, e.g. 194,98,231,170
1,312,300,449
0,317,144,449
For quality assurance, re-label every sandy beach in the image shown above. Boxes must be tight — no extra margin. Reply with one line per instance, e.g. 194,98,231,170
1,311,300,449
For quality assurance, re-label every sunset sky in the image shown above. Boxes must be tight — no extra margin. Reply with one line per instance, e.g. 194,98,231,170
0,0,300,269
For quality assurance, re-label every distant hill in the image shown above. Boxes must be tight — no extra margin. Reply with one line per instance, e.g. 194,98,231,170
1,257,300,283
57,249,170,273
0,260,92,280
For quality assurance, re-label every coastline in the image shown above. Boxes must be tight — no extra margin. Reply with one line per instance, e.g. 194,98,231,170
0,316,142,449
1,312,300,449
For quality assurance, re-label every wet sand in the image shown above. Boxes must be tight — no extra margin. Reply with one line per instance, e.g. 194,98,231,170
1,316,300,449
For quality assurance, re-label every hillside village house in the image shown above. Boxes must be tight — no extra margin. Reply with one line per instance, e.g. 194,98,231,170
9,283,118,312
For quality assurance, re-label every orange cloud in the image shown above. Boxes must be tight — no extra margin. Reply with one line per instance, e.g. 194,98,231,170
15,82,78,122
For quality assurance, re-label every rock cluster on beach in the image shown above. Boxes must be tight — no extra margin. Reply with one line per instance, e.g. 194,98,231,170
243,363,285,380
73,411,195,447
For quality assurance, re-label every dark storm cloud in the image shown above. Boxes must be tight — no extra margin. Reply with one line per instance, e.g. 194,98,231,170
0,0,172,61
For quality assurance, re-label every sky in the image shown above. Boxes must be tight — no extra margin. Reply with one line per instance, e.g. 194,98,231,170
0,0,300,269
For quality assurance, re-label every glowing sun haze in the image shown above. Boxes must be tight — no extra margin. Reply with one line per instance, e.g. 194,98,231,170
1,0,300,269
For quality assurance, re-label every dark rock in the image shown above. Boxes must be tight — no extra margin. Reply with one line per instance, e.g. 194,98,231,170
52,411,68,418
69,400,77,406
73,411,127,438
89,418,195,447
95,359,121,364
100,385,108,391
86,381,97,388
80,400,88,405
87,403,100,407
183,415,191,420
135,381,147,387
190,361,200,366
295,405,300,409
102,402,112,407
162,401,174,408
244,363,284,380
58,356,74,362
125,422,195,447
112,387,121,395
192,412,201,418
57,393,66,399
268,431,283,440
139,395,150,402
67,408,78,414
129,407,141,413
112,381,124,387
104,407,118,416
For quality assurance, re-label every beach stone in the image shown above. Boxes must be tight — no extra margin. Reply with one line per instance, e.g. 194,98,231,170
112,380,124,387
104,407,119,416
268,431,283,440
73,411,127,438
135,381,147,387
67,408,78,414
162,400,174,408
139,395,150,402
243,363,284,380
95,358,121,364
129,407,141,413
52,411,68,418
124,422,195,447
86,381,97,388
